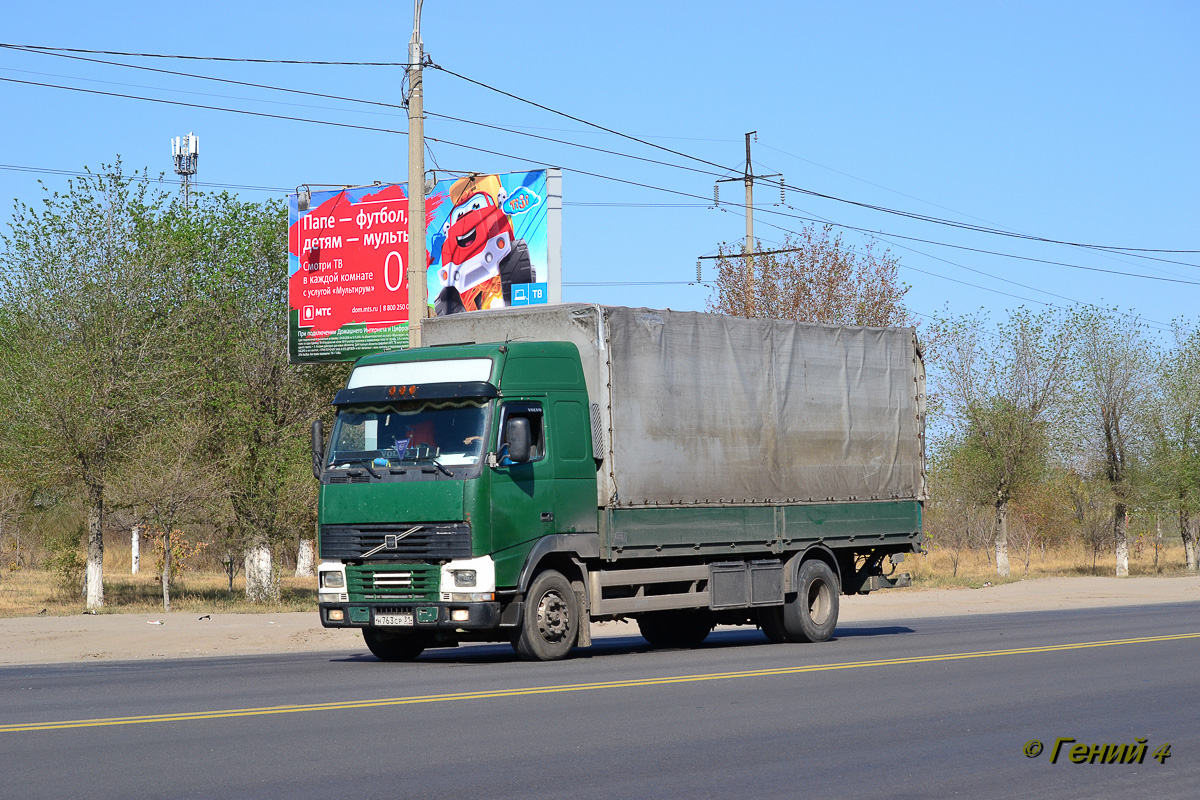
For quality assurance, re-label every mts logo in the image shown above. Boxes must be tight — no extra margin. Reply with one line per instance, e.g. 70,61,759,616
301,306,330,325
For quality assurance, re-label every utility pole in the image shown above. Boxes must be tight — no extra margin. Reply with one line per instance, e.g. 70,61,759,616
171,132,199,212
715,132,779,308
406,0,428,348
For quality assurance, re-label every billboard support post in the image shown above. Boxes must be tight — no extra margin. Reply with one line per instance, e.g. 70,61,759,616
406,0,427,348
547,168,563,304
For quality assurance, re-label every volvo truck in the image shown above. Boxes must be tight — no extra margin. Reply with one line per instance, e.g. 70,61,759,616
313,304,925,661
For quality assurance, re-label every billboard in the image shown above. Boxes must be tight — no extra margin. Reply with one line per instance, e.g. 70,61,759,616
288,169,560,363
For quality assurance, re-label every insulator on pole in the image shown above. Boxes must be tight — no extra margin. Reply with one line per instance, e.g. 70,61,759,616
713,184,719,207
780,176,785,206
696,259,702,283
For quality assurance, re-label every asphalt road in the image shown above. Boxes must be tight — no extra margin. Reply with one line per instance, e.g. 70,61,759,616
1,603,1197,799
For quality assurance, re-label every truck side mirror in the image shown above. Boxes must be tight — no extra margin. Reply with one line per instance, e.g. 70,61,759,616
504,417,532,464
311,420,324,479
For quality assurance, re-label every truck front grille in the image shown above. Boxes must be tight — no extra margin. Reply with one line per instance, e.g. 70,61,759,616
320,522,471,561
346,563,439,602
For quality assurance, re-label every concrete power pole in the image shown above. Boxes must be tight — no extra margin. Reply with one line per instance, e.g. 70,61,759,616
406,0,428,348
716,132,780,306
717,132,781,256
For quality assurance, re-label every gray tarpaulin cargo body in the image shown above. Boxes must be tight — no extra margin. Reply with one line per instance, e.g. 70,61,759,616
422,303,926,509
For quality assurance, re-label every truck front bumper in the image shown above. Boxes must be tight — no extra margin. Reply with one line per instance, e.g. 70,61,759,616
319,600,503,630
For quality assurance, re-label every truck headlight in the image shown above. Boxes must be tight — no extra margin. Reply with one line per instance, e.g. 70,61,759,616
319,570,345,589
451,569,477,588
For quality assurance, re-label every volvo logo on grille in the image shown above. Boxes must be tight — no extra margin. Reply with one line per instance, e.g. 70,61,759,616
361,525,423,558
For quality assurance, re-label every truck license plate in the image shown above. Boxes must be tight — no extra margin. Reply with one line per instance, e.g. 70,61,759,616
374,613,413,626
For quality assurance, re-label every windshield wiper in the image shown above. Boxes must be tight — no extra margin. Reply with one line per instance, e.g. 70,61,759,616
341,458,382,479
415,456,454,477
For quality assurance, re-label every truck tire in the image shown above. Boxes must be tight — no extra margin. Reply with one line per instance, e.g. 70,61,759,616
759,559,839,643
512,570,578,661
637,611,714,647
363,628,428,661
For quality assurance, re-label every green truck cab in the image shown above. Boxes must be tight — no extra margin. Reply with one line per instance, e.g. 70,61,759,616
314,305,925,662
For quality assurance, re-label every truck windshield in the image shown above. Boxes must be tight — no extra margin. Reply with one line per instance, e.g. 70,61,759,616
327,399,488,469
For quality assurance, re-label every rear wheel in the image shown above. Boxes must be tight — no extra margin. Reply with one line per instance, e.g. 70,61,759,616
759,559,840,643
513,570,578,661
362,628,428,661
637,611,714,647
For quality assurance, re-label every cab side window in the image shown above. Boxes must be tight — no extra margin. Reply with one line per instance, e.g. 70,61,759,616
498,402,546,462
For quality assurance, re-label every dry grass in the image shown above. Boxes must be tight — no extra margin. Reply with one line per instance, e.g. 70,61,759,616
2,538,1193,618
903,541,1192,588
0,539,316,617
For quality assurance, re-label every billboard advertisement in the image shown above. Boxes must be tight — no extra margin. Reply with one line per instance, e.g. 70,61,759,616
288,169,560,363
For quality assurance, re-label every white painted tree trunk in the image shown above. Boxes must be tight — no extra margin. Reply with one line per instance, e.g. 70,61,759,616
1114,503,1129,577
131,524,140,575
244,543,278,603
161,530,171,613
85,484,104,610
994,500,1010,578
1154,515,1161,572
295,538,316,577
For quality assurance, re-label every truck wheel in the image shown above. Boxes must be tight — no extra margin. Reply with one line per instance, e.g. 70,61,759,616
363,628,427,661
760,559,839,643
513,570,578,661
637,611,714,647
758,608,789,643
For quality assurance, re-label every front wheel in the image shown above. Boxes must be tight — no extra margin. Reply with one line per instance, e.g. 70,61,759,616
513,570,579,661
759,559,840,643
363,628,428,661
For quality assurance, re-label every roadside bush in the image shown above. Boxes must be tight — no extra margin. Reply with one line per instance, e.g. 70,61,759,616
44,523,85,598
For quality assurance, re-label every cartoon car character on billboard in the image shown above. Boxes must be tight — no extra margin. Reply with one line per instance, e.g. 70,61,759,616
434,174,533,316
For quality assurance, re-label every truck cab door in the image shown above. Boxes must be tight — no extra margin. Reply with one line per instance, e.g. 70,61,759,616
490,401,555,579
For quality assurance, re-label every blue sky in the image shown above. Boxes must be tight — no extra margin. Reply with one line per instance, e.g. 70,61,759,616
2,1,1196,337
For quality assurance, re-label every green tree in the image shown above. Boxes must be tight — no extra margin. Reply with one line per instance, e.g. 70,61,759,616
930,308,1074,576
1144,324,1200,571
175,194,344,602
1069,309,1154,577
111,418,221,612
0,166,185,609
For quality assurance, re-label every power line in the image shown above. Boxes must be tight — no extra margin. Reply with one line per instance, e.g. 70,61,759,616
0,43,410,66
1,45,724,180
697,223,1200,286
5,73,1194,294
5,43,1194,256
0,44,408,111
3,71,1173,317
564,202,709,208
9,44,1194,260
0,75,412,135
742,205,1174,331
564,281,709,287
0,163,289,192
430,62,735,174
432,60,1199,257
0,64,407,119
757,137,1199,281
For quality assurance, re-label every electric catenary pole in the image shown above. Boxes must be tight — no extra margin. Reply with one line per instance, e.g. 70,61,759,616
171,132,199,212
406,0,428,348
716,132,780,257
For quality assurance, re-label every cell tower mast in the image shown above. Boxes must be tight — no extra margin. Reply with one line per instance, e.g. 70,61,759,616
172,132,199,211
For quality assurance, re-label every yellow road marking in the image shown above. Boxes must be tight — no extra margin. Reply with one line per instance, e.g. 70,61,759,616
4,631,1199,733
